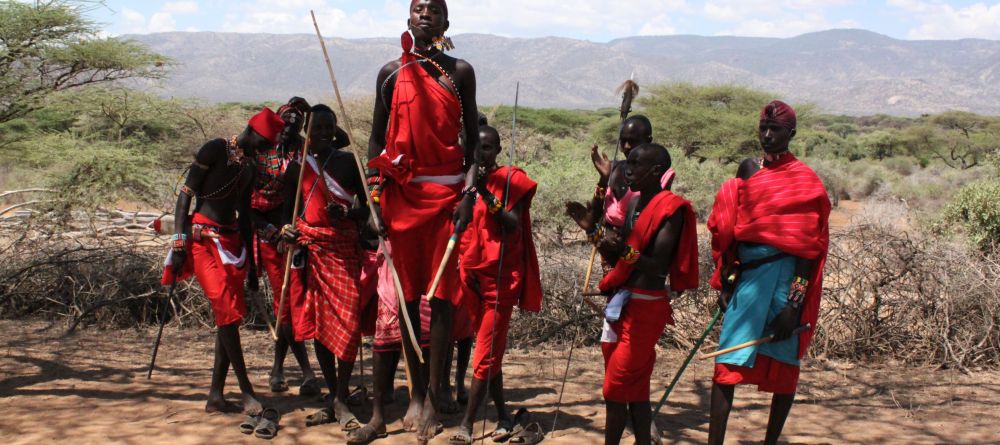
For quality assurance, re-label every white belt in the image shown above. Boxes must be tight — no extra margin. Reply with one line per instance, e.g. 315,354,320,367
631,292,667,301
411,173,465,185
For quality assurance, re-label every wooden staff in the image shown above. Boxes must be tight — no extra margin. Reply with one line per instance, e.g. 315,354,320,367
699,324,811,360
310,10,423,363
146,276,177,379
273,112,315,340
424,233,458,302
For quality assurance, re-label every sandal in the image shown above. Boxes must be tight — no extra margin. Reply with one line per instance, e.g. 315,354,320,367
493,408,528,442
347,385,368,406
338,410,362,432
253,408,281,440
239,414,260,435
299,377,322,397
509,422,544,445
305,407,335,427
347,423,388,445
449,425,474,444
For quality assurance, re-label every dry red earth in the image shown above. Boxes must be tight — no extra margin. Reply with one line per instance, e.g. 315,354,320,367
1,319,998,444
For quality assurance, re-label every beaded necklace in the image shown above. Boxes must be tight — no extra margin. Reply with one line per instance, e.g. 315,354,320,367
197,136,249,200
380,49,463,127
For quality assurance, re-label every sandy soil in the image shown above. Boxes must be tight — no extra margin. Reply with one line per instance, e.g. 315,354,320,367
1,319,997,445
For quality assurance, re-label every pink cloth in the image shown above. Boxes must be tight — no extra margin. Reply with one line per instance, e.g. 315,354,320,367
603,168,676,227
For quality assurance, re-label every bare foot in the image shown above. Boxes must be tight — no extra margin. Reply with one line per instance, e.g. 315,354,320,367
416,396,439,441
403,396,422,432
242,393,263,416
204,397,241,414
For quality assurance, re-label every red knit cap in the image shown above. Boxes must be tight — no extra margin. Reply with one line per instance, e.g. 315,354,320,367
248,107,285,144
759,100,796,130
411,0,447,17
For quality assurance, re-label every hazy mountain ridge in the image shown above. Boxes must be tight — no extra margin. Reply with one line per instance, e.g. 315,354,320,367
129,29,1000,116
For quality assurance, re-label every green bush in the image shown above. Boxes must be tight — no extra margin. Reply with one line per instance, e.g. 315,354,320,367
943,182,1000,251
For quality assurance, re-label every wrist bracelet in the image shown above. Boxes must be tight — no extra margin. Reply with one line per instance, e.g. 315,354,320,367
620,245,640,264
462,185,478,198
170,233,187,251
487,196,503,214
594,184,607,200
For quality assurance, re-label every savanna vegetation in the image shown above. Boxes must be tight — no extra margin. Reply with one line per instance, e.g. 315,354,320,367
1,1,997,369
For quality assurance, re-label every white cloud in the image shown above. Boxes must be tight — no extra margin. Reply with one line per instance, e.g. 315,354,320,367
704,0,861,37
888,0,1000,40
120,7,147,34
148,12,177,33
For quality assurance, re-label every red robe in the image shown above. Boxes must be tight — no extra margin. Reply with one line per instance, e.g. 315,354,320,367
162,213,247,328
459,166,542,380
597,190,699,402
707,154,830,359
368,37,465,306
295,156,364,363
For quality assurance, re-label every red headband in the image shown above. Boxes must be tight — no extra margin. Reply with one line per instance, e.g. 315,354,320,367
411,0,447,17
248,107,285,144
759,100,796,130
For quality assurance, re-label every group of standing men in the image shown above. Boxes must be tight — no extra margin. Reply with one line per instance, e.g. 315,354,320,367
162,1,831,444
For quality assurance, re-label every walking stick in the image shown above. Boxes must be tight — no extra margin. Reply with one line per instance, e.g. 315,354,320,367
553,78,639,435
310,10,423,363
699,324,811,360
147,277,178,379
425,232,458,302
273,112,315,341
651,309,721,415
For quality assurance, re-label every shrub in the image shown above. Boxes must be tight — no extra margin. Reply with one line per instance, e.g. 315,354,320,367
943,181,1000,251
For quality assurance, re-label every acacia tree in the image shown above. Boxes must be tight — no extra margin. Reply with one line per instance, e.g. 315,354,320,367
0,0,166,125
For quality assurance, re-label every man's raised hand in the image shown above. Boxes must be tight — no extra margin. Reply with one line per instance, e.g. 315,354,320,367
591,144,612,181
565,201,597,232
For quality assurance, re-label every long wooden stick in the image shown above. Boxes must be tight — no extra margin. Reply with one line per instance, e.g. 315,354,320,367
699,324,811,360
424,233,458,302
311,10,423,363
147,277,178,379
274,112,315,340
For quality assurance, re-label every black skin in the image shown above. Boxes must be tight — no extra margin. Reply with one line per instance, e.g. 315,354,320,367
280,108,367,423
362,1,480,440
452,127,525,441
591,145,683,445
708,117,815,445
172,126,266,415
250,105,318,394
566,119,654,242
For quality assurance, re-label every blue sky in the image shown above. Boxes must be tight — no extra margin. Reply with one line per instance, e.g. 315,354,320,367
90,1,1000,41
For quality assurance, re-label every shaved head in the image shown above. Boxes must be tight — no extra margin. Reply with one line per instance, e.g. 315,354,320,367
634,142,671,170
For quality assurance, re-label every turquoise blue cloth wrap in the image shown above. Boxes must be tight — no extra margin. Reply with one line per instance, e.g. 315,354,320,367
716,244,800,367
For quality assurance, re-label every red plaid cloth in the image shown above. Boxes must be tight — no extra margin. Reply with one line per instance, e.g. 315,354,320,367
297,219,363,363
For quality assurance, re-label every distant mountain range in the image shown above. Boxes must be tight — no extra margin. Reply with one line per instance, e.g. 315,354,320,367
129,29,1000,116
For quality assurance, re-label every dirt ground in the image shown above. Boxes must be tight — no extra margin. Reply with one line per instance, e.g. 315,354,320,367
1,319,998,445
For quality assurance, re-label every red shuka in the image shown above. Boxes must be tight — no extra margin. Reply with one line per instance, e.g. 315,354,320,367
598,190,699,294
296,157,364,363
707,154,831,358
257,239,310,341
367,36,465,305
459,166,542,311
161,213,247,327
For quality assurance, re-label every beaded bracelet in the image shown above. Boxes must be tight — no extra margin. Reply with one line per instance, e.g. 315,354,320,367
462,185,479,199
180,184,196,196
369,184,382,204
620,245,640,264
594,184,607,200
170,233,187,251
788,276,808,304
487,196,503,214
586,225,605,244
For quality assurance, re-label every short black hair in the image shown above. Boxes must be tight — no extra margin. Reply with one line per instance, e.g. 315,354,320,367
309,104,338,124
633,142,671,170
479,124,500,142
623,115,653,135
478,112,488,126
